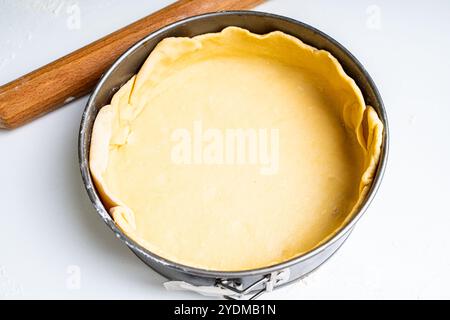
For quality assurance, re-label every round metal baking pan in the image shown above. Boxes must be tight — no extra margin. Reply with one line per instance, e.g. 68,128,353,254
79,11,389,299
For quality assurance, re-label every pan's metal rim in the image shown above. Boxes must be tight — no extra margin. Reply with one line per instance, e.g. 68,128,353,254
79,10,389,279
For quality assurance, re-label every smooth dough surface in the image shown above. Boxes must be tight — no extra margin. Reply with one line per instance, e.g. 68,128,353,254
90,27,383,271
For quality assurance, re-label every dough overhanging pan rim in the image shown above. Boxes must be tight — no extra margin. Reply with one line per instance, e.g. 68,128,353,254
78,11,389,295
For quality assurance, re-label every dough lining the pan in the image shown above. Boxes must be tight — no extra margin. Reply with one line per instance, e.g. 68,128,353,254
90,27,383,271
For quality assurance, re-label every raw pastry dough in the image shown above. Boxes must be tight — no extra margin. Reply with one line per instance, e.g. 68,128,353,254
90,27,383,271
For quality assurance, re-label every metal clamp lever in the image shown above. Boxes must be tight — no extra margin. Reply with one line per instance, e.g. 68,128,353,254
217,270,290,300
163,269,290,299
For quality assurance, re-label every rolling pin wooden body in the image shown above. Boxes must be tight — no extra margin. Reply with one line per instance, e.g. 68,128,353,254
0,0,264,129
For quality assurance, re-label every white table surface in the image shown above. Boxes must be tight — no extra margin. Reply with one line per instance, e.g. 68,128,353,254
1,0,449,300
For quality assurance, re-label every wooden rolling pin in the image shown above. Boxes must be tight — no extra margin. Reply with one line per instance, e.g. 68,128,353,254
0,0,265,129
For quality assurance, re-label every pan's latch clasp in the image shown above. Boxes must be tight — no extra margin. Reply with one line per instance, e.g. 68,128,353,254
217,269,290,300
163,269,290,299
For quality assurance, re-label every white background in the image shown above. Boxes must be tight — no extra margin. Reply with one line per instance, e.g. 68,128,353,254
1,0,449,299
